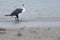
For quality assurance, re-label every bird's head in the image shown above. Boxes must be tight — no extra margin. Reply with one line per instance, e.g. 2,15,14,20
22,4,24,6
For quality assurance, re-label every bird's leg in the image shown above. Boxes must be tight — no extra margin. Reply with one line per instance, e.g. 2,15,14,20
15,15,19,21
15,17,19,21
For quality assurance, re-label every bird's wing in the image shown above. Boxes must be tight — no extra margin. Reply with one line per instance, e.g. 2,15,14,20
10,8,23,15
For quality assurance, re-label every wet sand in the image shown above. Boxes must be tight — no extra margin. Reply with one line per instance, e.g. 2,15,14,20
0,17,60,22
0,26,60,40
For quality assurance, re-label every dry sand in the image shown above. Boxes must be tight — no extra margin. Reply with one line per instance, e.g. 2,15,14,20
0,27,60,40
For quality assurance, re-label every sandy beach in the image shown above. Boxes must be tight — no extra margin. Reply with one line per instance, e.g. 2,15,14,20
0,26,60,40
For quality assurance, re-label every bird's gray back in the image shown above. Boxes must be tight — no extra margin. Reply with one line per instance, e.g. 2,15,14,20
10,8,23,16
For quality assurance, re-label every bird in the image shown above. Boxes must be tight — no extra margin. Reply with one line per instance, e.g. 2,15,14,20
5,4,25,20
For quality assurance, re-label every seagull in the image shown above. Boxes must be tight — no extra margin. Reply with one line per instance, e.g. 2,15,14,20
5,4,25,20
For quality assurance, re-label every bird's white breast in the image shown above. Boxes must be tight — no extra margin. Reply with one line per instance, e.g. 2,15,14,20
21,6,25,13
22,8,25,13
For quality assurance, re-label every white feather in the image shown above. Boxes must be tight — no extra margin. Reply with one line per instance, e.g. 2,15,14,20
21,6,25,13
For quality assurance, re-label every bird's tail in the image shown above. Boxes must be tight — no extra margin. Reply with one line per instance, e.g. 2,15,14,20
5,15,11,16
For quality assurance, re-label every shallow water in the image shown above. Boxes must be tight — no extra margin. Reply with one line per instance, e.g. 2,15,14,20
0,17,60,28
